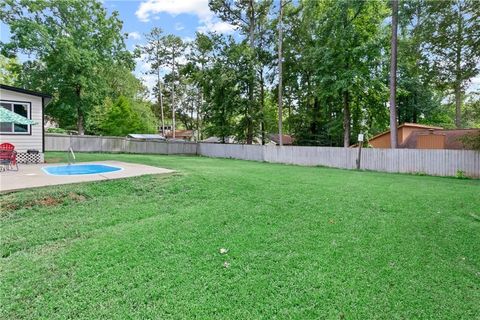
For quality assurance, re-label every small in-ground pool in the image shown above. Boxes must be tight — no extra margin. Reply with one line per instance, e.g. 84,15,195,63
43,164,122,176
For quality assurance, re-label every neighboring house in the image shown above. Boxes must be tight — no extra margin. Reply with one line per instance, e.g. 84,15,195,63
44,116,59,130
158,125,173,133
364,122,479,149
165,130,196,141
0,84,52,162
267,134,294,145
127,134,166,141
401,129,480,149
202,134,294,145
202,136,236,144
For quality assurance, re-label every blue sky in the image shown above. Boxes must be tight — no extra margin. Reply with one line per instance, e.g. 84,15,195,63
103,0,235,50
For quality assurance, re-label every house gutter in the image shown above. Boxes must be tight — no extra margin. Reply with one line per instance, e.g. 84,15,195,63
42,97,52,153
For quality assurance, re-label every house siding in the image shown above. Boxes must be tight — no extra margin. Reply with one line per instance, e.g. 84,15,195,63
370,133,389,148
416,134,446,149
0,88,43,152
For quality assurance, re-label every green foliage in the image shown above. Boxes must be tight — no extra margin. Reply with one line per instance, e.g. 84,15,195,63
455,169,467,179
459,132,480,151
463,93,480,128
209,0,272,144
282,0,389,146
137,27,166,125
202,39,252,142
103,96,139,136
417,0,480,91
0,54,21,85
86,96,157,136
396,22,440,124
132,100,158,133
414,0,480,127
46,127,68,134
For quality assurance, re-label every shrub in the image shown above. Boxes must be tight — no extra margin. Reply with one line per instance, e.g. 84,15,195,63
459,132,480,150
46,127,68,134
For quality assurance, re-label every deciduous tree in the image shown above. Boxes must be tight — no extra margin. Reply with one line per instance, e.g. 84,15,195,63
418,0,480,128
0,0,133,134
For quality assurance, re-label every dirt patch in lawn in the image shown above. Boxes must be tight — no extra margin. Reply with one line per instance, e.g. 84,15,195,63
1,192,88,214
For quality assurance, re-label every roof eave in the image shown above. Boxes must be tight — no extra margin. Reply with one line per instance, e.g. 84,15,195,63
0,84,52,99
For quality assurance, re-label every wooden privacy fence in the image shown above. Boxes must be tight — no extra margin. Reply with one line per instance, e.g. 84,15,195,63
45,134,480,178
45,134,197,155
197,143,480,178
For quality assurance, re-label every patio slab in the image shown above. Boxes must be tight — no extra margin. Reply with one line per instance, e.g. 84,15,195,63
0,161,174,192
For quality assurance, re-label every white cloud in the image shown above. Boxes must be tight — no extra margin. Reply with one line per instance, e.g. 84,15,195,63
197,20,236,34
135,53,150,73
141,74,157,99
175,22,185,31
467,76,479,93
128,32,142,40
136,0,212,22
135,0,236,35
182,36,194,43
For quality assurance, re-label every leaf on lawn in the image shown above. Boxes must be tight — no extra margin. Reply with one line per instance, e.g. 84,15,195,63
219,248,229,254
223,261,230,268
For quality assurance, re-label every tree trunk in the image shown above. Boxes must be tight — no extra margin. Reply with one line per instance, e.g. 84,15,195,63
246,0,255,145
197,91,202,141
310,97,320,142
75,86,84,135
343,90,350,147
171,49,176,139
454,3,463,128
248,0,255,49
278,0,284,146
221,102,226,144
389,0,399,148
455,86,462,128
158,72,165,136
77,107,85,135
260,70,265,145
246,107,254,144
342,6,350,148
288,102,291,132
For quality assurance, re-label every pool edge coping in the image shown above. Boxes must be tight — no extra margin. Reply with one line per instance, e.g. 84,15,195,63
41,163,125,177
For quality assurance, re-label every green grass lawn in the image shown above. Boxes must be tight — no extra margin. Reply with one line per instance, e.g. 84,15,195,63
1,152,479,319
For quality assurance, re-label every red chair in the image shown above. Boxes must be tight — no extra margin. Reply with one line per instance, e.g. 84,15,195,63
0,143,18,171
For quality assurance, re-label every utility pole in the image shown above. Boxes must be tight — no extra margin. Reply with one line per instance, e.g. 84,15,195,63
172,46,176,139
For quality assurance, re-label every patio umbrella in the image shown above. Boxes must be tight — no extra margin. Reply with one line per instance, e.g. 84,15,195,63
0,107,38,125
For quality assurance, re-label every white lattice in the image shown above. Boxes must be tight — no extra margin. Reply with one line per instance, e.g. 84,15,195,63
16,152,44,164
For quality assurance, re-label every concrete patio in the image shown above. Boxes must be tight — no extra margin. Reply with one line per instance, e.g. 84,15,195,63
0,161,174,192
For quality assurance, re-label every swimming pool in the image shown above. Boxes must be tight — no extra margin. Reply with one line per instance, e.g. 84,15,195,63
43,164,122,176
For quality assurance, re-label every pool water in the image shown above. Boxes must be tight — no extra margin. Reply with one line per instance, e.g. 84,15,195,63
43,164,122,176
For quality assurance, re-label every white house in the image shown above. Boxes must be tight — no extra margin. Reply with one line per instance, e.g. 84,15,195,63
0,84,52,163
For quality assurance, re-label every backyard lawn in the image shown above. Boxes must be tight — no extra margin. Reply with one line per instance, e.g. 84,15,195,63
1,152,479,319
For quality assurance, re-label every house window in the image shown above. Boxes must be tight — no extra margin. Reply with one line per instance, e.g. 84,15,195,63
0,101,31,134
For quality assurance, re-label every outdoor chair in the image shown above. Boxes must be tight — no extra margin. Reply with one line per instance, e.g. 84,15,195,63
0,143,18,171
